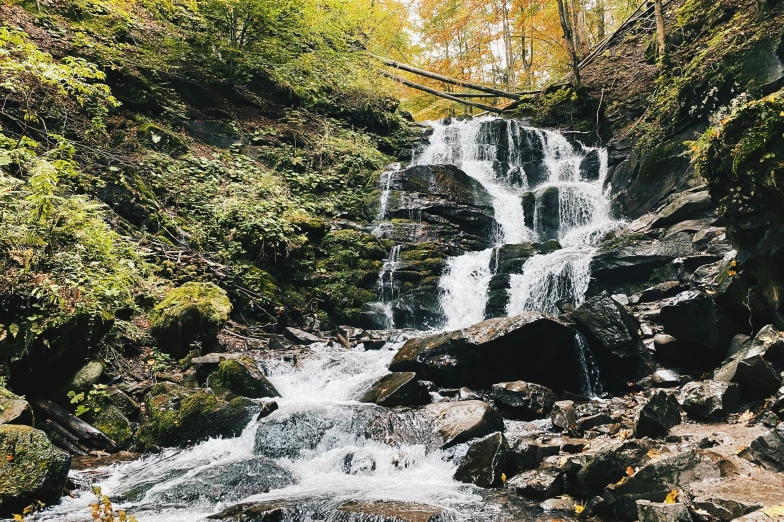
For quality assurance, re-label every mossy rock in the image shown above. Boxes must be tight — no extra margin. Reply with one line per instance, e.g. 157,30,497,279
207,357,280,399
136,383,258,450
149,282,232,358
136,123,187,155
60,360,106,398
0,425,70,516
86,405,133,449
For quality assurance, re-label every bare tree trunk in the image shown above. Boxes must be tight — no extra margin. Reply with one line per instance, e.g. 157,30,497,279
596,0,606,40
654,0,666,63
577,6,590,56
501,0,516,92
556,0,581,86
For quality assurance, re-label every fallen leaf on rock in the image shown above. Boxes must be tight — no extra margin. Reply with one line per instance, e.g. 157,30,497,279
739,410,754,422
664,489,678,504
625,466,635,476
574,505,585,515
647,449,660,459
764,505,784,517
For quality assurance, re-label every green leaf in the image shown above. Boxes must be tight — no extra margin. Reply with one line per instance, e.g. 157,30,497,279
0,151,12,166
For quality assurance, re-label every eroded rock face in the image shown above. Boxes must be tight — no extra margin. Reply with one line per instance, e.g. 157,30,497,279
453,432,507,487
507,468,564,500
576,440,652,498
746,424,784,471
389,313,578,391
359,372,430,407
633,391,681,439
490,381,557,420
0,425,71,516
678,380,740,420
714,324,784,399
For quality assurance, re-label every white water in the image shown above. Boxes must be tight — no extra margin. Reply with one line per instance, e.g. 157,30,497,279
376,245,403,329
438,248,494,331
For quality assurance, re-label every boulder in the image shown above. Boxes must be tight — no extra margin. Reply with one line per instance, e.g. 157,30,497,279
507,469,564,500
714,325,784,399
634,391,681,438
774,387,784,419
489,243,539,273
534,186,561,240
61,360,106,396
542,497,577,513
206,357,280,399
649,190,714,229
84,405,133,449
137,383,257,449
605,450,723,520
576,440,652,498
636,500,692,522
359,372,430,407
424,401,505,448
573,296,651,381
505,438,561,475
335,500,446,522
550,400,577,433
490,381,557,420
0,425,70,516
678,381,740,420
0,395,33,426
453,432,507,488
692,496,762,522
283,327,321,345
637,369,681,390
590,232,693,285
389,313,579,391
745,424,784,471
576,412,614,433
150,282,232,358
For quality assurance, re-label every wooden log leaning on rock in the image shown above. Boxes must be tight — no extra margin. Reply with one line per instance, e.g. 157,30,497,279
31,397,116,451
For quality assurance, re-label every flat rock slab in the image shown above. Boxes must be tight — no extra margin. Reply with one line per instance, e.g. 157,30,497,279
336,500,447,522
360,372,430,407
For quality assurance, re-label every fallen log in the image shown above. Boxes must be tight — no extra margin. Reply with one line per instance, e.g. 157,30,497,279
44,419,90,456
31,397,116,451
380,71,503,113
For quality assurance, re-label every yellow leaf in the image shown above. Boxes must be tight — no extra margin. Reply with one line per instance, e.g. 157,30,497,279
739,410,754,422
780,112,784,117
664,489,678,504
764,505,784,517
575,505,585,515
647,449,661,459
736,445,747,455
501,473,507,483
626,466,635,476
13,515,24,522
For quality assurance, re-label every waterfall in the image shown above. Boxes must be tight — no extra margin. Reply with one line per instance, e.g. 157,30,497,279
575,332,604,398
371,166,398,237
376,245,402,329
438,248,494,331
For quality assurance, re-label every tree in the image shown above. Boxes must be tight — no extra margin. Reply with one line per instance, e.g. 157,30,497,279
654,0,666,63
556,0,581,85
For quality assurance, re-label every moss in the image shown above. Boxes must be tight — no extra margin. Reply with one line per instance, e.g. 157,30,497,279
149,282,232,358
89,405,133,449
207,357,280,399
600,233,648,251
136,122,187,155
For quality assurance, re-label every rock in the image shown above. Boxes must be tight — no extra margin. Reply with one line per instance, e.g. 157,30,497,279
774,387,784,419
0,425,71,516
360,372,430,407
550,400,577,433
542,496,576,513
61,360,106,396
491,381,557,420
390,313,578,391
605,450,724,520
659,290,742,370
576,440,651,498
745,424,784,471
207,500,299,521
207,357,280,399
692,496,762,522
424,401,505,448
580,149,601,180
85,406,133,449
649,190,714,229
102,386,141,419
636,500,692,522
534,186,561,240
283,327,321,345
149,282,232,358
507,468,564,500
573,296,651,381
590,232,693,285
137,383,257,449
489,243,539,273
714,325,784,399
580,495,611,518
335,500,446,522
637,369,681,389
256,401,278,421
678,381,740,420
639,281,681,302
0,396,33,426
182,120,242,149
576,412,614,433
634,391,681,438
505,439,562,475
453,432,507,487
136,122,187,155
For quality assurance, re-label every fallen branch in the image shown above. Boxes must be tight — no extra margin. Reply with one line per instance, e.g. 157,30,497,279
380,71,503,113
31,398,117,451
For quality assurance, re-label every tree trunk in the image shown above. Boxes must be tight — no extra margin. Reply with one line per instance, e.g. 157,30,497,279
556,0,581,86
577,7,591,56
654,0,666,63
31,397,117,451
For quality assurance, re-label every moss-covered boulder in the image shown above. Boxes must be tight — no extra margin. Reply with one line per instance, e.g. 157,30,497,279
0,425,70,516
137,122,187,155
136,382,257,449
207,357,280,399
60,360,106,398
150,282,232,358
86,406,133,449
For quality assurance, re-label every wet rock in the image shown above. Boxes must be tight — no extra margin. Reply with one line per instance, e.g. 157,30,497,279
576,412,614,433
61,360,106,397
678,381,740,420
550,400,577,433
0,425,71,516
636,500,692,522
207,357,280,399
590,232,693,285
714,325,784,399
745,424,784,471
692,496,762,522
774,387,784,419
507,468,564,500
605,450,724,520
283,327,321,345
580,495,611,518
86,405,133,449
534,186,561,240
573,295,651,381
659,290,741,370
424,400,505,448
649,190,714,229
639,281,681,302
637,369,681,390
256,401,278,420
102,386,141,419
150,282,232,358
360,372,430,407
542,496,576,513
491,381,557,420
504,438,561,475
453,432,507,487
580,149,601,181
389,313,578,391
335,500,446,522
207,500,300,521
138,382,258,449
0,394,33,426
634,391,681,438
489,243,539,273
576,440,651,498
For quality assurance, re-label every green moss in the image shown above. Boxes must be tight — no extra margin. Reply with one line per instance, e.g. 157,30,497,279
207,357,280,399
136,122,187,155
149,282,232,357
89,405,133,448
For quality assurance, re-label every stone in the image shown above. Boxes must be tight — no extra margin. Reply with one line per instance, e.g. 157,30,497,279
283,327,321,345
137,383,258,449
489,243,540,274
774,387,784,419
550,400,577,433
576,412,614,433
637,369,681,389
103,386,141,419
649,190,714,229
573,296,651,381
715,325,784,399
634,391,681,438
85,405,133,449
542,496,576,513
580,495,611,518
507,468,564,500
256,401,278,421
207,500,299,521
360,372,430,407
534,186,561,240
678,380,740,420
62,360,106,396
335,500,446,522
691,496,762,522
453,432,507,488
639,281,681,302
0,425,71,516
636,500,692,522
0,398,33,426
746,424,784,471
590,232,693,285
505,439,561,475
424,401,505,448
389,312,578,391
490,381,557,420
207,357,280,399
576,440,651,498
149,282,232,358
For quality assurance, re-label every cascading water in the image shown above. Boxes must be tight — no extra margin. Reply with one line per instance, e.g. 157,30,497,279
575,332,604,398
376,245,402,329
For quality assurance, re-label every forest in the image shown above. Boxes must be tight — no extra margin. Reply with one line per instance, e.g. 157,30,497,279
1,0,784,521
